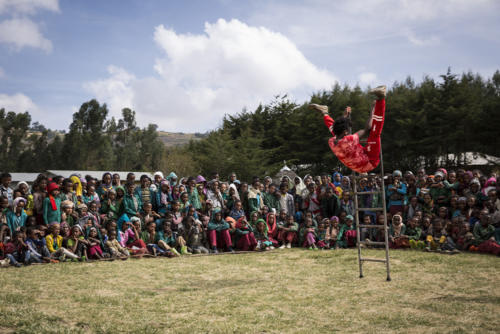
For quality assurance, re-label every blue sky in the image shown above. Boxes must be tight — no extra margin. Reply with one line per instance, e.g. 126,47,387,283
0,0,499,132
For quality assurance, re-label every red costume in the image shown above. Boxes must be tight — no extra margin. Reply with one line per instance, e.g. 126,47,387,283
323,99,386,173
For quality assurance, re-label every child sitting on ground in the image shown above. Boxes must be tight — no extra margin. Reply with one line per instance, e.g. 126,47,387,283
300,216,318,250
277,214,299,249
207,210,233,253
337,215,356,248
45,223,80,261
140,221,166,256
472,213,500,255
185,217,209,254
106,230,130,259
118,217,147,256
4,231,29,266
234,216,258,251
389,214,409,249
156,222,181,256
316,219,330,249
86,227,104,259
26,227,53,263
254,219,273,251
425,219,446,251
328,216,340,249
407,217,424,249
66,225,87,260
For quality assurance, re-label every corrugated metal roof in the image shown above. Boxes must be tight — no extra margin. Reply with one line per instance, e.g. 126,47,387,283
46,170,155,180
10,173,41,183
437,152,500,166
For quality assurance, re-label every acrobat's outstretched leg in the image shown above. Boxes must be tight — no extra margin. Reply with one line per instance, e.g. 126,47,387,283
363,86,386,168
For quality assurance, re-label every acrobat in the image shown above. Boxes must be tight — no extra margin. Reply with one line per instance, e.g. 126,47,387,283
310,85,386,173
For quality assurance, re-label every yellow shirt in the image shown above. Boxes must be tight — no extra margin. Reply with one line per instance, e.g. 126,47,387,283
45,234,63,253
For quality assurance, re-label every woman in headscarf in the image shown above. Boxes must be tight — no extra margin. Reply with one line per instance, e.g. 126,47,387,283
389,214,409,248
153,171,164,191
97,172,114,201
70,175,83,204
226,183,240,212
154,180,172,216
6,197,28,233
166,172,178,187
332,172,342,187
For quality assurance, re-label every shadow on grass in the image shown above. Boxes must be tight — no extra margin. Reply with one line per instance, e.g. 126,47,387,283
154,278,265,293
433,294,500,305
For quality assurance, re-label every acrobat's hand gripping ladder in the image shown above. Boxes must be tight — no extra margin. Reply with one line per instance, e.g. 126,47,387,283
351,144,391,281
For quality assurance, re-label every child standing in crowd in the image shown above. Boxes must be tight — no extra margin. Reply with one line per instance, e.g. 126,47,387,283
122,182,141,218
43,183,61,225
7,197,28,233
101,189,121,221
386,170,407,215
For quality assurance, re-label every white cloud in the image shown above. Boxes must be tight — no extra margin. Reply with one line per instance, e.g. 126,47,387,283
0,92,39,113
85,19,337,132
0,0,59,15
249,0,498,47
83,65,135,120
0,0,58,52
403,28,439,46
0,17,52,52
358,72,377,86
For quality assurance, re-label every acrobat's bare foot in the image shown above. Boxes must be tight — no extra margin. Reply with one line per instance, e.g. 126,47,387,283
309,104,329,115
369,85,386,100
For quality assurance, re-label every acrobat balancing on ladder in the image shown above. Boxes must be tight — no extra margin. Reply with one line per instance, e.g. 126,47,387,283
310,85,386,173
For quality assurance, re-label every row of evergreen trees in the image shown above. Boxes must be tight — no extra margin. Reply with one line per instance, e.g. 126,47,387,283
0,101,164,172
0,69,499,179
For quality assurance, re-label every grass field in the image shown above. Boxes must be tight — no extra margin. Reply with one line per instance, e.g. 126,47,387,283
0,249,498,334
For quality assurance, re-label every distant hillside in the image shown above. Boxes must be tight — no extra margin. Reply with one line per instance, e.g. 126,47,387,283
27,130,204,147
157,131,205,147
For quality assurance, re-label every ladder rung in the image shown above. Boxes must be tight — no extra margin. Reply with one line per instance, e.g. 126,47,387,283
358,224,385,229
360,241,386,246
356,207,384,211
353,191,381,195
350,174,370,179
360,258,387,263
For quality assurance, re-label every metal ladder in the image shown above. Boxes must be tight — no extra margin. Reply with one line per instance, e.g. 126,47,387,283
352,146,391,281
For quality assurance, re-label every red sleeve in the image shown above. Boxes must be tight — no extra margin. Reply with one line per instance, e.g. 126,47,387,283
323,114,335,136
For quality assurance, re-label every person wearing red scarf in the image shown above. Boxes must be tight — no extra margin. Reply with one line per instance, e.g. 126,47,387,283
43,182,62,225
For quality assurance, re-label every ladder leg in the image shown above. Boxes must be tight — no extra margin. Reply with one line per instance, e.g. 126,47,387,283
379,146,391,281
353,171,363,278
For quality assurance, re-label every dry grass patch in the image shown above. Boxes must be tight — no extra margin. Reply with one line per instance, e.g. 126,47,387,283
0,249,498,333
